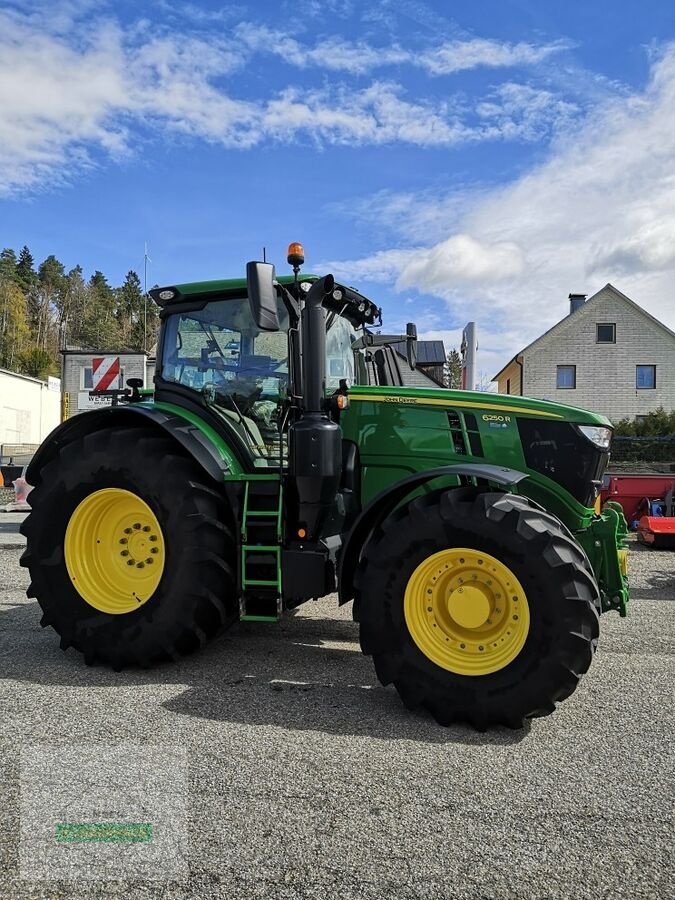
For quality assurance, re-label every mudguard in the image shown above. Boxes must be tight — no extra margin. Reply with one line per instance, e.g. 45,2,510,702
337,464,528,605
26,404,238,486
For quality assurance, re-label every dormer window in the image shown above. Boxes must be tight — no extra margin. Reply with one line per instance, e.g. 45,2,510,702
596,323,616,343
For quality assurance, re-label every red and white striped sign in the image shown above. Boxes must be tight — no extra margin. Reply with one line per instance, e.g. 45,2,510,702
92,357,121,391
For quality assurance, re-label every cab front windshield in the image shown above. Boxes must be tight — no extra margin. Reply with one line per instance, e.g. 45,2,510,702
161,295,289,465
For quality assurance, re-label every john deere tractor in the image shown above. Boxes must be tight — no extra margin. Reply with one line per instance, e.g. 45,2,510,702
20,244,629,729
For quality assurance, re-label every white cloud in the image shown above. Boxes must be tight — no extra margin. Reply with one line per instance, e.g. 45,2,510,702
399,235,526,288
324,248,417,284
235,24,568,78
419,38,569,75
476,82,580,141
328,186,490,244
235,23,411,76
0,7,578,195
330,44,675,377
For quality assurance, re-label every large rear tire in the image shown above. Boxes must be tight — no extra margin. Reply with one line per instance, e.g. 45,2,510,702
20,426,238,668
354,490,600,729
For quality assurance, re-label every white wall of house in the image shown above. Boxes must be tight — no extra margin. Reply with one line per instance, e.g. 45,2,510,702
0,369,61,448
498,285,675,423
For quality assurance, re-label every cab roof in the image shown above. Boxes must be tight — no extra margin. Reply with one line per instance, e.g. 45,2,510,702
149,274,315,306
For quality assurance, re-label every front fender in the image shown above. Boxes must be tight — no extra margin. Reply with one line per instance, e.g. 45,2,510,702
337,464,528,605
26,403,241,486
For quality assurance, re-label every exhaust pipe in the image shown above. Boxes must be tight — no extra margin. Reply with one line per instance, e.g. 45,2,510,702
289,275,342,540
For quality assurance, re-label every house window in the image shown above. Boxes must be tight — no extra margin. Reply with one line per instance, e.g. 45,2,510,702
596,323,616,343
636,365,656,389
556,365,576,389
506,378,511,395
81,366,125,390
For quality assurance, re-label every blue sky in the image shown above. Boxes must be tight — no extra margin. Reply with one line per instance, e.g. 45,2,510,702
2,0,675,379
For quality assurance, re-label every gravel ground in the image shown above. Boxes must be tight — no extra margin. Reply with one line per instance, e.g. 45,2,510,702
0,542,673,899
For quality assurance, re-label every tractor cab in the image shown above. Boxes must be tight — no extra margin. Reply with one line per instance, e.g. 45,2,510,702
149,250,392,470
157,290,291,465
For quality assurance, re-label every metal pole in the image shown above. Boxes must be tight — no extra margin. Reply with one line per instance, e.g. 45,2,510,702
143,242,148,352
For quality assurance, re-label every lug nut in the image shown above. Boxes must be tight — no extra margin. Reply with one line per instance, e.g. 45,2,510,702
150,548,158,554
136,562,145,569
149,535,158,542
133,523,141,530
119,538,127,545
142,525,151,532
126,560,135,566
121,550,129,557
124,527,132,534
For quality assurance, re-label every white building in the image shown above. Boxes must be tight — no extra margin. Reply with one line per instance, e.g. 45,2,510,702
0,369,61,455
493,284,675,423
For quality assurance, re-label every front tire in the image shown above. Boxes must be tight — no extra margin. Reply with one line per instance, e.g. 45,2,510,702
354,490,600,729
21,426,238,668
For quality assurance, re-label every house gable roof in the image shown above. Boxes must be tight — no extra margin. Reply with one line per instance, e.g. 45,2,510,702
492,283,675,381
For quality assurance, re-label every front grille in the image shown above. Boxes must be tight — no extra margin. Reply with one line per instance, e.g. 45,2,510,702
517,418,609,507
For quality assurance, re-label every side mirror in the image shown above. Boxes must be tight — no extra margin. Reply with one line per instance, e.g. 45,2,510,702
246,261,280,331
406,322,417,370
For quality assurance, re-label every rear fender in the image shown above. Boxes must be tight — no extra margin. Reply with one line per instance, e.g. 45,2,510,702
337,464,528,605
26,405,239,486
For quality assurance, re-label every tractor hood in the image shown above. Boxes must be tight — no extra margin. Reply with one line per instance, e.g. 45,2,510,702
346,384,612,427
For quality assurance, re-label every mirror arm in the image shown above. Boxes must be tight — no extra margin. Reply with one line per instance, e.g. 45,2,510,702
351,333,408,350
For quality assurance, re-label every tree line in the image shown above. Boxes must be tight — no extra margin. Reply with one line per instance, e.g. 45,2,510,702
0,246,159,380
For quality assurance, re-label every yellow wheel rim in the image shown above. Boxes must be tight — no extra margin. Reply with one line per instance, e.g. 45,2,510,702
64,488,165,614
404,548,530,676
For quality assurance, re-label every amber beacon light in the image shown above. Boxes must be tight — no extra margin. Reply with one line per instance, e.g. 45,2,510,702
287,242,305,269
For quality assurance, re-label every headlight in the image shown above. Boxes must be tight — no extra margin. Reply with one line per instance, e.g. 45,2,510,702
577,425,612,449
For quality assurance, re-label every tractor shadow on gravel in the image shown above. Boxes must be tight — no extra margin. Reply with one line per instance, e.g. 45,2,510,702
1,600,531,746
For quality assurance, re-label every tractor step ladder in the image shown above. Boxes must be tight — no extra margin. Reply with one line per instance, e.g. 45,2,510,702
240,478,283,622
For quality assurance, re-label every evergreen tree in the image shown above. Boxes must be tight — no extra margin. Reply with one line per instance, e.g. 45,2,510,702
116,270,145,349
61,265,87,348
81,271,121,349
0,248,17,283
445,348,462,388
16,246,36,294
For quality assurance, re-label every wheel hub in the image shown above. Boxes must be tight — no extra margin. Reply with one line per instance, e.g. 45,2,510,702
447,584,491,629
64,488,165,615
404,548,530,676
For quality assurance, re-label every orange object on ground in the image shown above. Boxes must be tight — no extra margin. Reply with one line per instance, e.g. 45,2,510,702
637,515,675,549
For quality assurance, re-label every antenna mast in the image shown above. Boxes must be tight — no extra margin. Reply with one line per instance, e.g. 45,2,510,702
143,242,151,352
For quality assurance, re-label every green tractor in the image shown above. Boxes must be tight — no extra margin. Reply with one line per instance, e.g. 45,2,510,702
20,244,629,729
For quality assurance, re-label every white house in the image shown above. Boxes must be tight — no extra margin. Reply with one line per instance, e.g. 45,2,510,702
0,369,61,455
493,284,675,423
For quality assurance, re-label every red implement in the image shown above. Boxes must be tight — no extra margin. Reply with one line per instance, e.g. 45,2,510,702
601,474,675,522
637,515,675,549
